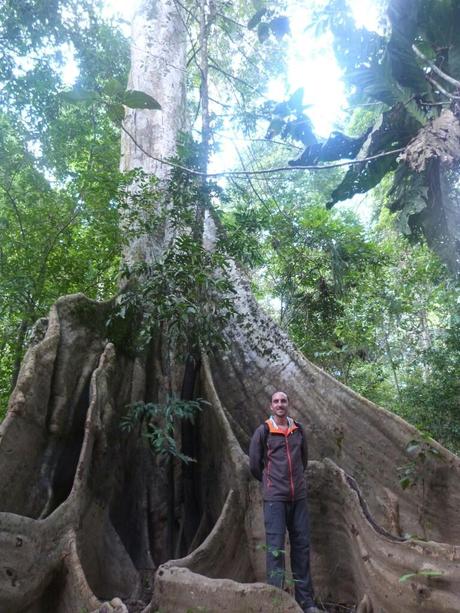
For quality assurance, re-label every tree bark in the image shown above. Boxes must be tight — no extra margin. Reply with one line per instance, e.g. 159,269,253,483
400,111,460,276
2,1,460,613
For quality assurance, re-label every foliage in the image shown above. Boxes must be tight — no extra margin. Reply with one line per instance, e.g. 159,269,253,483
282,211,460,452
0,0,291,415
321,0,460,273
328,103,421,205
225,138,460,450
0,0,129,139
265,87,316,146
2,0,460,460
63,85,161,126
399,569,443,583
110,236,237,355
0,0,130,416
223,0,460,451
120,397,206,463
397,433,443,490
183,0,289,138
396,302,460,452
258,0,460,274
247,7,290,44
108,140,238,356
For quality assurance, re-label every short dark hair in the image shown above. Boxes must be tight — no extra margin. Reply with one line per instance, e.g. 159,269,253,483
271,391,289,402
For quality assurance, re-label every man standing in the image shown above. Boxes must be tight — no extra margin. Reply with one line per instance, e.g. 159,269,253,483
249,391,320,613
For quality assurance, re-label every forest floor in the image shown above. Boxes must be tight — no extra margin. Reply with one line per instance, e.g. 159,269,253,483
124,598,357,612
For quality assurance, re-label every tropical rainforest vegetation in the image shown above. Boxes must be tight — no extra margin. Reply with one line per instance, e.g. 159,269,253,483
1,0,460,611
1,0,459,451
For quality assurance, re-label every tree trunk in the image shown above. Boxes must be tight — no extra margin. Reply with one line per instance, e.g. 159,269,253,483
401,111,460,277
9,319,29,391
2,2,460,613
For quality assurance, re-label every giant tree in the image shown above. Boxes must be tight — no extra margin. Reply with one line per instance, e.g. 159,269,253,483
2,1,460,613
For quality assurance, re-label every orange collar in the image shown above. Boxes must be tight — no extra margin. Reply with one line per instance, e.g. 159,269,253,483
265,416,298,435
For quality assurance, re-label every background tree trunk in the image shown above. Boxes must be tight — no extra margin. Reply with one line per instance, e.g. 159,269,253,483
1,1,460,612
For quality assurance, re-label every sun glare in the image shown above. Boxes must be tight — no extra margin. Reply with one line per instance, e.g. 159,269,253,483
286,0,381,137
349,0,382,31
103,0,140,21
102,0,381,172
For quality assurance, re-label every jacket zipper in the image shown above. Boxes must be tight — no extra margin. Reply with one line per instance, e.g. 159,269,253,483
285,433,295,499
267,444,272,488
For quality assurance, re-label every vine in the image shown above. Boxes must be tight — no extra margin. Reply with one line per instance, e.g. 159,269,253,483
107,137,237,357
120,397,207,463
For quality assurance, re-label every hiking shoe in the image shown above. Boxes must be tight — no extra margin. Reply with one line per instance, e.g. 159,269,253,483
305,607,322,613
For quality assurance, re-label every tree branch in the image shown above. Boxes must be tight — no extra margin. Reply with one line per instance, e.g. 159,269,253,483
208,59,261,93
219,134,302,150
0,184,26,240
216,11,246,29
172,0,199,24
208,95,232,109
425,74,460,100
413,44,460,88
121,123,404,178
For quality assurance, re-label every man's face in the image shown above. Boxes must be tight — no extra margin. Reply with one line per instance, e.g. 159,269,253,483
271,392,288,418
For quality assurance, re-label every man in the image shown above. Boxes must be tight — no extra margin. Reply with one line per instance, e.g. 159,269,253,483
249,391,320,613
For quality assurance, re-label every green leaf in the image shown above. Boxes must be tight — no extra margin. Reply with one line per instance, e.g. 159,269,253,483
257,22,270,43
123,90,162,110
399,569,443,583
103,78,126,98
387,0,428,94
399,476,412,490
107,103,125,124
273,101,290,116
287,87,304,112
399,572,417,583
387,35,427,93
289,130,370,167
284,118,316,146
266,117,285,138
329,104,421,206
269,16,290,40
248,8,267,30
348,64,397,107
419,570,443,578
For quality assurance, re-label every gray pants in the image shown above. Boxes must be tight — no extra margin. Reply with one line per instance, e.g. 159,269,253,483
264,498,315,611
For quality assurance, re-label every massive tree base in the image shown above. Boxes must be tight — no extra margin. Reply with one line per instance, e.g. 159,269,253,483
1,282,460,613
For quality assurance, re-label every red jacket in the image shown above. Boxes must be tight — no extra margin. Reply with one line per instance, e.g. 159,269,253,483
249,416,308,501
